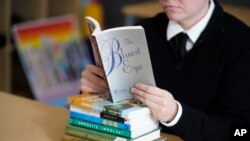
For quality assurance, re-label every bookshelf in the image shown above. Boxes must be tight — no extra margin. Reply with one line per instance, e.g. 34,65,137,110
48,0,80,17
0,0,80,96
0,0,11,91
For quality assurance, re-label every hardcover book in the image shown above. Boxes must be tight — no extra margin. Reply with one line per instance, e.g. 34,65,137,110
85,16,156,102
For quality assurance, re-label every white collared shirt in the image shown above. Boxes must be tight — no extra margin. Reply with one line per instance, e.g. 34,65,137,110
161,0,215,127
167,0,215,51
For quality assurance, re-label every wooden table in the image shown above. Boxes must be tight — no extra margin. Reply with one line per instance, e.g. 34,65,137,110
122,1,250,26
0,92,69,141
0,92,182,141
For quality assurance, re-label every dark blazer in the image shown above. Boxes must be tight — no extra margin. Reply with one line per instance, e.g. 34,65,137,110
139,1,250,141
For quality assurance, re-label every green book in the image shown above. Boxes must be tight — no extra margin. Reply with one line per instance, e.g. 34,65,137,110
69,118,130,138
69,118,158,139
65,124,120,141
65,124,161,141
62,134,90,141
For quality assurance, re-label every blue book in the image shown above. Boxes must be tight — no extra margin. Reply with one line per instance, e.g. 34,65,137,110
70,111,131,130
69,105,159,131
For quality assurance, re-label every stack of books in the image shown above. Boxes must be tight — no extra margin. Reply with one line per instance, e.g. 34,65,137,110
62,92,165,141
61,16,165,141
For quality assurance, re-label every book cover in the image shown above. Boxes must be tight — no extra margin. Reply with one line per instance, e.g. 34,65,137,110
67,93,151,119
85,16,156,103
12,15,92,106
65,124,161,141
69,118,158,139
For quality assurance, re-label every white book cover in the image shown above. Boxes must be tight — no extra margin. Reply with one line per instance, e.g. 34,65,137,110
85,16,156,103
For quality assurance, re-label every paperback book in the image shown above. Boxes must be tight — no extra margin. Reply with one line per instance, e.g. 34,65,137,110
70,111,130,130
67,92,151,119
70,105,159,131
85,16,155,102
62,134,89,141
65,124,162,141
68,118,159,139
70,111,158,131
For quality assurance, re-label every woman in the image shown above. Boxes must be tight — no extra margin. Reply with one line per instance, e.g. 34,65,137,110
81,0,250,140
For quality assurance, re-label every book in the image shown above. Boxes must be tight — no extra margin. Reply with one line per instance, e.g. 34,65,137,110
70,105,127,123
67,93,151,119
12,15,92,106
100,111,126,123
62,134,89,141
85,16,156,102
70,111,130,130
69,118,158,139
70,111,158,131
65,124,161,141
70,105,159,131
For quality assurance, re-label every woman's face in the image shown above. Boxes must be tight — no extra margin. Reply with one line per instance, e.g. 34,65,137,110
158,0,210,28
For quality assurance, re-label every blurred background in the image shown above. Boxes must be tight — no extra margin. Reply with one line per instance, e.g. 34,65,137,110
0,0,249,106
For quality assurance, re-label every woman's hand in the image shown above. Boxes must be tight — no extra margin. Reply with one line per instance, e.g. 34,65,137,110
81,64,109,93
131,83,178,122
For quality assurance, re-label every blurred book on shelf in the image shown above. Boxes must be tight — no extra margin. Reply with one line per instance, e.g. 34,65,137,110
12,15,93,107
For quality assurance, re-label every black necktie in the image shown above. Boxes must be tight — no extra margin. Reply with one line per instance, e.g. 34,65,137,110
170,32,189,60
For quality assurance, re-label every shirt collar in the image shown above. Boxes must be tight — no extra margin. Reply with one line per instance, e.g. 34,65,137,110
167,0,215,43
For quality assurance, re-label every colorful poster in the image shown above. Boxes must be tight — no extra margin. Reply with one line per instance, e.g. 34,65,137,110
12,15,92,106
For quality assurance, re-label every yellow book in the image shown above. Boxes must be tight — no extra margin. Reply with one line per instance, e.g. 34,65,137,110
67,92,111,111
67,93,151,119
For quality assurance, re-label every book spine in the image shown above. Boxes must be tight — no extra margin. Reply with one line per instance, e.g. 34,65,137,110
102,101,145,118
62,134,90,141
67,94,107,111
65,124,114,141
67,94,92,110
100,111,126,123
70,111,131,130
103,107,121,116
70,100,95,111
69,118,131,138
65,124,132,141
